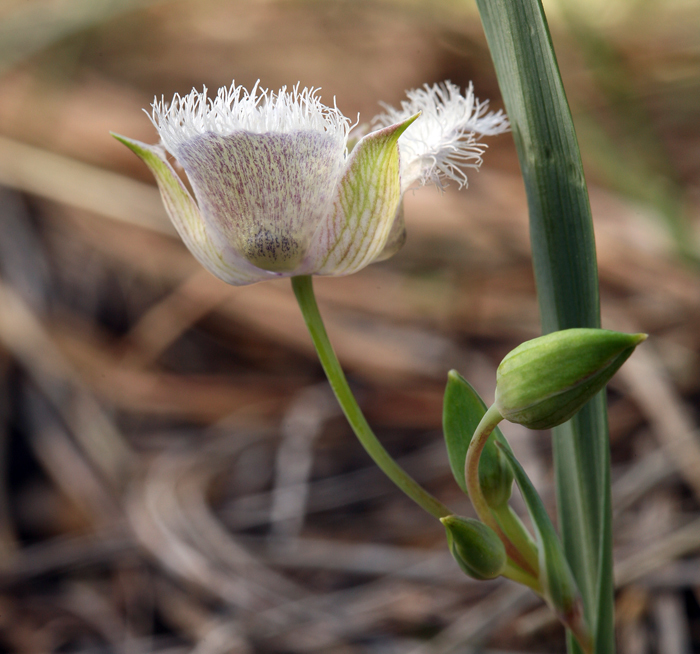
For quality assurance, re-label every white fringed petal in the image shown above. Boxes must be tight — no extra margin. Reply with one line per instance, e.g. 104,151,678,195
149,82,349,274
373,81,509,192
172,130,345,273
152,82,352,154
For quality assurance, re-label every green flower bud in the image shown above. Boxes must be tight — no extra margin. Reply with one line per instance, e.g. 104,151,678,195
478,437,514,509
441,515,507,580
495,328,646,430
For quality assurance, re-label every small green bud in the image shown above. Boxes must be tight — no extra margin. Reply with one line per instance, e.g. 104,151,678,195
495,328,646,430
478,439,514,509
441,515,507,580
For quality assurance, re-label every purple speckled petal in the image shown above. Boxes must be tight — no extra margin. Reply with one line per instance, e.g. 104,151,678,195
173,131,345,273
112,135,272,286
306,114,418,276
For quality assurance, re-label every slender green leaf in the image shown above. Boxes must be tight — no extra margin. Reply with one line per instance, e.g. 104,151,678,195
499,445,576,610
475,1,614,651
499,444,591,652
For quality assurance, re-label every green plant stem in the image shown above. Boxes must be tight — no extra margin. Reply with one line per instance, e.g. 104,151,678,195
465,404,504,529
502,560,541,593
466,404,536,577
492,502,539,576
291,275,451,520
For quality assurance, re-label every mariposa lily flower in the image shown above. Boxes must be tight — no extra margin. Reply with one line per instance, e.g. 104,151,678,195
114,80,508,285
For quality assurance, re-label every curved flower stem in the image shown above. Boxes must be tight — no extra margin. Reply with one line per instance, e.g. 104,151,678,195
466,404,537,577
291,275,452,520
465,404,506,530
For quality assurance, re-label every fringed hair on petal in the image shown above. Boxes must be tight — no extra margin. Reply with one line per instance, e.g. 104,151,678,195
373,81,509,190
150,81,352,156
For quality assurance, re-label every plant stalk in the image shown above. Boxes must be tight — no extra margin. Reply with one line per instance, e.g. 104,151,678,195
465,404,537,577
291,274,452,520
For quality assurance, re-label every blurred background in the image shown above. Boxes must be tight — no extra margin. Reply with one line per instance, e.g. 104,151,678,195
0,0,699,652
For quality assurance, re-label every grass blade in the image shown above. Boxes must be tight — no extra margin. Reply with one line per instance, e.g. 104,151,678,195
475,1,614,651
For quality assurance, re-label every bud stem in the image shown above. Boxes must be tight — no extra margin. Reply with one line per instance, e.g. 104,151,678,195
503,560,541,592
292,275,452,520
492,502,540,577
466,404,537,577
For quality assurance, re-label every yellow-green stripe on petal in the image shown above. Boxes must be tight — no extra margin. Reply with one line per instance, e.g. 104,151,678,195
312,114,419,276
373,201,406,264
112,134,267,286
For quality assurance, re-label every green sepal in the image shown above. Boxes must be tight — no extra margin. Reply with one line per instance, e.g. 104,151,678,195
443,371,513,508
497,443,591,650
495,328,646,430
441,515,507,580
111,133,265,286
314,113,418,276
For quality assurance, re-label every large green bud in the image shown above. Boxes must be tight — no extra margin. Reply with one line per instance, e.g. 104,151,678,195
441,515,507,580
495,328,646,430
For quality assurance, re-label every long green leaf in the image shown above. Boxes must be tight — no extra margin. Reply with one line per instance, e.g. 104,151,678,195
475,1,614,652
